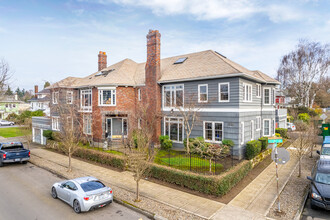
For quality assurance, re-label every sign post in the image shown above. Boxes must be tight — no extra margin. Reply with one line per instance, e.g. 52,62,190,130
271,147,290,213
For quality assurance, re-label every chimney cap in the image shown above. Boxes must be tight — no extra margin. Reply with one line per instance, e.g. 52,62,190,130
99,51,106,55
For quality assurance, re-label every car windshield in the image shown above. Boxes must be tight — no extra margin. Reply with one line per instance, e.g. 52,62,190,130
80,181,105,192
321,147,330,156
315,172,330,184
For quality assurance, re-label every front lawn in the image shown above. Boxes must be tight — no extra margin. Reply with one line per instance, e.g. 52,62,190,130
154,150,223,174
0,127,25,138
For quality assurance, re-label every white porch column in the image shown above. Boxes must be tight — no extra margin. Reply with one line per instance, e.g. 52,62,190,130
40,129,43,145
32,127,35,142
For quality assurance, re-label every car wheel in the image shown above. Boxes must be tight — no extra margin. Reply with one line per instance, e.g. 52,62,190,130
0,160,3,167
73,200,81,213
51,187,57,199
310,201,318,210
21,161,27,164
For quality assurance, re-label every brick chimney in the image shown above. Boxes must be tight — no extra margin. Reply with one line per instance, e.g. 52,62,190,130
145,29,161,142
34,85,38,98
98,51,107,71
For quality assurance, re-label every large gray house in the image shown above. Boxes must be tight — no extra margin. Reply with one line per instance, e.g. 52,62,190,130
34,30,283,159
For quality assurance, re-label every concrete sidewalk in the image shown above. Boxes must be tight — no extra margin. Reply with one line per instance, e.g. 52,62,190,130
29,146,298,219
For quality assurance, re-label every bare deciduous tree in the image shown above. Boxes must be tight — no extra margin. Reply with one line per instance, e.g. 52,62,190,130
277,40,330,108
126,103,157,202
0,59,12,97
291,122,313,177
19,118,33,149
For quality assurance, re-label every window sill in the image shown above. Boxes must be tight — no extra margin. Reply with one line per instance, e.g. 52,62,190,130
198,100,208,103
98,104,116,107
205,140,222,144
219,100,230,103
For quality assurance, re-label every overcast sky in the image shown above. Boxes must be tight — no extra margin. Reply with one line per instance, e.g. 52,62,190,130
0,0,329,91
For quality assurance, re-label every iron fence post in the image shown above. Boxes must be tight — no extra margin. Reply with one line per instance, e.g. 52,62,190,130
190,153,192,171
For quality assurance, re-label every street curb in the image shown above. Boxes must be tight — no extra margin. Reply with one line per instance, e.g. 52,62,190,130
293,186,309,220
28,159,164,220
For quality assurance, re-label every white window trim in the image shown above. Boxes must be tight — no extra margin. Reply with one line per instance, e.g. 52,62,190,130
241,121,244,144
138,88,141,101
263,87,271,105
67,91,73,104
256,83,261,98
52,116,60,131
263,119,271,137
256,116,261,131
52,91,59,104
98,88,116,106
80,89,92,112
162,84,184,109
163,116,184,143
251,120,254,141
83,114,92,135
243,83,252,102
203,121,224,143
198,84,208,103
218,82,230,102
273,119,275,135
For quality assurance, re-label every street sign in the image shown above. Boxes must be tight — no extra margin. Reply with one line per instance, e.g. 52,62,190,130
321,114,328,121
271,148,290,164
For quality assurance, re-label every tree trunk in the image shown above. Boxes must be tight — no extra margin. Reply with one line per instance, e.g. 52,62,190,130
310,144,314,158
135,180,140,202
186,136,190,154
298,157,301,177
209,158,212,173
68,149,72,172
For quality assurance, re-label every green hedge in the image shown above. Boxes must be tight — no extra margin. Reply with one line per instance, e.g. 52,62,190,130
149,161,252,196
258,137,269,151
159,135,173,150
246,140,261,160
275,128,288,138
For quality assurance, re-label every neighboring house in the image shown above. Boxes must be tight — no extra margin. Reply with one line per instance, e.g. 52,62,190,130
275,90,288,129
28,85,51,116
32,117,51,145
46,29,283,159
0,95,28,119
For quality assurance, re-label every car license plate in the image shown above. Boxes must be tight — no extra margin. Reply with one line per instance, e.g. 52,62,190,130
98,204,106,208
14,159,20,162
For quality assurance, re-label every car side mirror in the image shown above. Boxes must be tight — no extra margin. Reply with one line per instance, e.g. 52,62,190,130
307,176,313,181
317,150,320,155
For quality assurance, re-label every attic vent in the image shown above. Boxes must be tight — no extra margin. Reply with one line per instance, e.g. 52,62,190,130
173,57,187,64
215,51,227,58
95,69,115,77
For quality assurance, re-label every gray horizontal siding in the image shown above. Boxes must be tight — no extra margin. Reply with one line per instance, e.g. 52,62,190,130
32,117,51,130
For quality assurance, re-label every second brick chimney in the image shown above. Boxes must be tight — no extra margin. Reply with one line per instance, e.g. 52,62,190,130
34,85,38,98
145,29,162,142
98,51,107,71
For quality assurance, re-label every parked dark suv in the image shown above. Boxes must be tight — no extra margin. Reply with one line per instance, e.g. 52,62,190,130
307,159,330,210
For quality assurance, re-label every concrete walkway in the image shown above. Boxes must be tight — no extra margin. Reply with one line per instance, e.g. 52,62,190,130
28,146,298,219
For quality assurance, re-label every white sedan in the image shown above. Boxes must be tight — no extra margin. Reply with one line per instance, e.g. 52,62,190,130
51,176,113,213
0,120,15,126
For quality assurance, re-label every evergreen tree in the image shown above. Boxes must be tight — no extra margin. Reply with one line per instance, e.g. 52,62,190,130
44,81,50,88
5,86,13,95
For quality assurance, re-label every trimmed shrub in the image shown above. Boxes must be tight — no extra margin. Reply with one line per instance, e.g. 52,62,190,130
43,130,54,140
275,133,281,137
275,128,288,138
222,139,235,147
259,137,269,151
149,161,252,196
159,135,173,150
246,140,262,160
298,113,310,123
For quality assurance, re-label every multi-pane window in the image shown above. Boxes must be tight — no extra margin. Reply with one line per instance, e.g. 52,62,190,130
98,88,116,106
263,119,271,136
83,114,92,135
67,91,73,104
81,89,92,111
264,88,270,105
198,84,208,102
204,121,223,143
256,84,261,97
52,91,59,104
243,83,252,102
52,117,59,131
219,83,230,102
256,116,261,130
164,85,184,108
138,88,141,101
164,117,183,142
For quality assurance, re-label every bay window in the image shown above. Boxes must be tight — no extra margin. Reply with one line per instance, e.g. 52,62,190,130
243,83,252,102
204,121,223,143
164,117,183,142
98,87,116,106
164,85,184,108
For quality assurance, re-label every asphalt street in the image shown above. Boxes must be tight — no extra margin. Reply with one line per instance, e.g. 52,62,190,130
0,162,150,220
301,194,330,220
